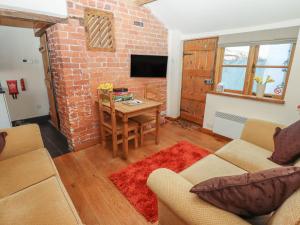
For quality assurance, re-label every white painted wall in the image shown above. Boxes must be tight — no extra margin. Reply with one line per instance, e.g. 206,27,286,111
0,0,67,18
0,26,50,121
166,30,183,118
203,28,300,129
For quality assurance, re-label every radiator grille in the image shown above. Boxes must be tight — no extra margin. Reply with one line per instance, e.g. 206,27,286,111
215,111,247,124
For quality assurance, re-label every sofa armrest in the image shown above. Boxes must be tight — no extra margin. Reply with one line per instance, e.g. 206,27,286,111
0,124,44,161
241,119,285,152
147,168,250,225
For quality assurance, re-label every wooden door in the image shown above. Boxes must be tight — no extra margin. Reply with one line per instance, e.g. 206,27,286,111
180,37,218,125
40,33,59,129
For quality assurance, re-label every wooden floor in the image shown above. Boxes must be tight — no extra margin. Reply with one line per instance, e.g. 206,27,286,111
54,122,228,225
39,121,70,157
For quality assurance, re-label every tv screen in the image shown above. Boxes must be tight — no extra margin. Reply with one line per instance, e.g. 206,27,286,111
130,55,168,78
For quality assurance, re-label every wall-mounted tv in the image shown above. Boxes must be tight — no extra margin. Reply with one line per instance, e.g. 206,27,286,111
130,54,168,78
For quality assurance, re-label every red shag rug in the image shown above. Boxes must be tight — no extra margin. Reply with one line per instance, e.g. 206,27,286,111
109,141,210,222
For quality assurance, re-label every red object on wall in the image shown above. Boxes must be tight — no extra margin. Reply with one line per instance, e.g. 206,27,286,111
6,80,19,99
20,78,26,91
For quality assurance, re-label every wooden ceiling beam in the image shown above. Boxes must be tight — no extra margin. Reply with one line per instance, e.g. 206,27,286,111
0,16,34,28
33,22,53,37
134,0,158,6
0,8,67,36
0,8,66,24
0,16,52,37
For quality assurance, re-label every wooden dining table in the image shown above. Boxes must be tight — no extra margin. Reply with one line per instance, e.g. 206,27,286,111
98,99,162,159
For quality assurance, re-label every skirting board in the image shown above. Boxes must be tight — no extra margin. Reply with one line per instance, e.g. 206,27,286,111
201,127,232,141
165,116,180,121
12,115,50,126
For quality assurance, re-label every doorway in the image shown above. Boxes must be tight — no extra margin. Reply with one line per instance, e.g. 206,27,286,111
0,15,68,157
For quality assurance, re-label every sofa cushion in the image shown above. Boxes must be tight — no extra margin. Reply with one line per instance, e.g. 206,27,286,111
269,120,300,165
180,154,246,185
190,167,300,217
0,176,81,225
215,139,281,172
0,148,56,198
268,188,300,225
0,124,44,161
241,119,285,152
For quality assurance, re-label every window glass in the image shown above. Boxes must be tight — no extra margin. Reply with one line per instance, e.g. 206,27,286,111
252,68,287,96
257,43,293,66
223,46,250,65
221,67,247,91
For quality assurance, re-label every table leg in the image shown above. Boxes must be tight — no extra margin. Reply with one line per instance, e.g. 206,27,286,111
122,115,129,159
155,105,161,145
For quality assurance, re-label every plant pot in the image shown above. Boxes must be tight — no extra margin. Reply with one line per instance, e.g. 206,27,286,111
256,84,266,98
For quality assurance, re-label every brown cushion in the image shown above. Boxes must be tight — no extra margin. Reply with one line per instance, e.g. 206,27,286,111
0,132,7,153
190,167,300,218
269,120,300,165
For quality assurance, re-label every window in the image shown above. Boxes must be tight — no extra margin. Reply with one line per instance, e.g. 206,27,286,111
221,46,250,92
216,43,295,100
253,44,293,97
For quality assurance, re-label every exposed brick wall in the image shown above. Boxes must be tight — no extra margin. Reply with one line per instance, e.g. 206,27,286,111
47,0,168,150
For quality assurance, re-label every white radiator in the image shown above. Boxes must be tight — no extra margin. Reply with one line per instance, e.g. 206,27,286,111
213,111,247,139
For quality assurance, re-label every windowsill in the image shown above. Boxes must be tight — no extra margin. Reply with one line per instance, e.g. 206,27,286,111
209,91,285,105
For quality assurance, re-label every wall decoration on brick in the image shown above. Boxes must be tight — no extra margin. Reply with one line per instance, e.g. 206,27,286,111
84,8,115,52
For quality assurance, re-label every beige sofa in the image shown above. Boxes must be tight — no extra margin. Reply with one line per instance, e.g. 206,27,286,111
0,124,82,225
147,119,300,225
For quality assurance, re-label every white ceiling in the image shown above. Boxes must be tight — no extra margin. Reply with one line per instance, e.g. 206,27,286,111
146,0,300,35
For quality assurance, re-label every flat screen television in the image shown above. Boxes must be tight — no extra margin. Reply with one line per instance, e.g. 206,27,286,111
130,55,168,78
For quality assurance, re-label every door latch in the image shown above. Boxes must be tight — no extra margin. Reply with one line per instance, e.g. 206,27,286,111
204,79,214,85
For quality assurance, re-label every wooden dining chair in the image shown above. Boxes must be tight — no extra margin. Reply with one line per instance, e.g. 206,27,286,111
98,90,139,157
131,85,164,146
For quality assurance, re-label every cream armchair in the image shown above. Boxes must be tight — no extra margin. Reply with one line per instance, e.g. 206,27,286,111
147,119,300,225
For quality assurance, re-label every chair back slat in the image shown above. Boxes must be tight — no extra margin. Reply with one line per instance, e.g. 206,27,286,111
97,90,117,135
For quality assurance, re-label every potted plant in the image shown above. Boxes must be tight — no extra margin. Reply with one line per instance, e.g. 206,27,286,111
254,76,275,98
97,83,113,94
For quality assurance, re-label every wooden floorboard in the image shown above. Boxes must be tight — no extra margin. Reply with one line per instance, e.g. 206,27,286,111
54,122,228,225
